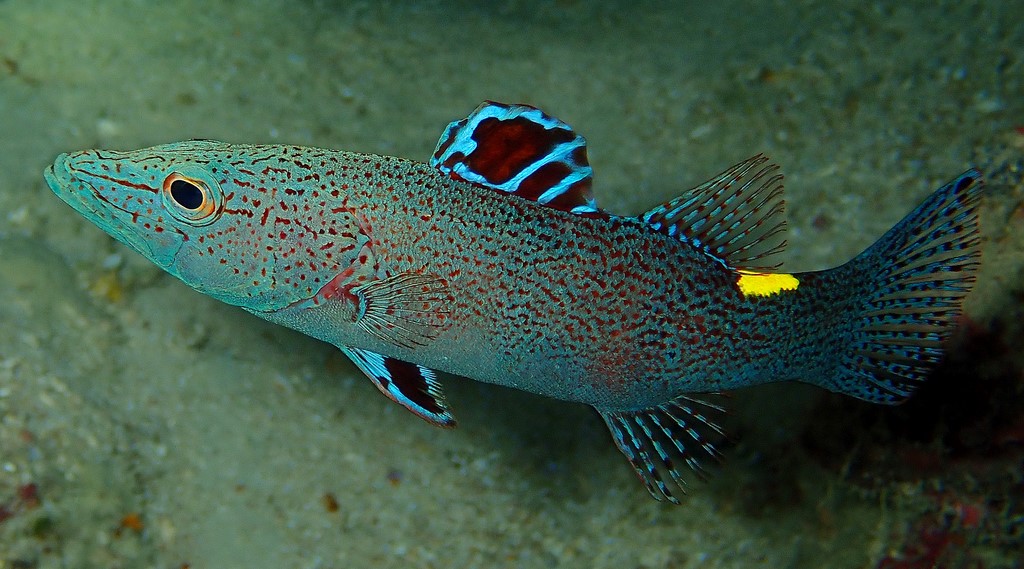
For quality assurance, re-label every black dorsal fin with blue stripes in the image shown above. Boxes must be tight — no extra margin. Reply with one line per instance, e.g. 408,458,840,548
431,101,599,214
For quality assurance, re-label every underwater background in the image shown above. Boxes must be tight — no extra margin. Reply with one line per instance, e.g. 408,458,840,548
1,1,1022,567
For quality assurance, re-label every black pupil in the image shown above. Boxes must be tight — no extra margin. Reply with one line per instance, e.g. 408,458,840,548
170,179,204,210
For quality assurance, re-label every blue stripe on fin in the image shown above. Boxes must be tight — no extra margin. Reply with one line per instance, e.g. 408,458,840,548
598,395,725,504
431,101,598,214
341,346,457,427
641,154,787,270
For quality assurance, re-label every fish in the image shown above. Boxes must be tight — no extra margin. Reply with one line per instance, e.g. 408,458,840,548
45,101,983,503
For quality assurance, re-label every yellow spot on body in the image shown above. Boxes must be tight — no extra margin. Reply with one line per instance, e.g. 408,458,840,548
90,271,125,303
736,270,799,297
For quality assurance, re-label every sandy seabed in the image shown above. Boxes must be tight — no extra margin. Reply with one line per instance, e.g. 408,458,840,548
1,1,1022,567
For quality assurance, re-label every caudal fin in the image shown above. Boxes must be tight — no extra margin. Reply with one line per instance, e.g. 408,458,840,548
827,169,983,403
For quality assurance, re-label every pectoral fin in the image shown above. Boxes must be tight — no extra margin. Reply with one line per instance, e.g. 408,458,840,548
341,346,456,427
351,271,454,349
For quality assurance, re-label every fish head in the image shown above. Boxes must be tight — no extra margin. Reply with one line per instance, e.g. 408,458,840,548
46,140,350,312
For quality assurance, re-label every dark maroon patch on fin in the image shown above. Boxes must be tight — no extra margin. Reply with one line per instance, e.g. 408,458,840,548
462,115,576,186
430,101,599,214
384,358,446,415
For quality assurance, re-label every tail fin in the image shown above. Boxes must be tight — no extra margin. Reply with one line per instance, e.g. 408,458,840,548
826,169,983,404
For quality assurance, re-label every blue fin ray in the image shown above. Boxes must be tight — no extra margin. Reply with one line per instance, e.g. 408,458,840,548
825,169,983,403
641,154,787,270
599,395,725,504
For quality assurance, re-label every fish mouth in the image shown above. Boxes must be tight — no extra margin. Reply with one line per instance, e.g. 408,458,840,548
46,152,111,223
45,151,166,262
44,153,76,205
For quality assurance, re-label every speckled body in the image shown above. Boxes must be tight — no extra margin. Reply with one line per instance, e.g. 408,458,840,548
258,149,825,410
47,142,834,412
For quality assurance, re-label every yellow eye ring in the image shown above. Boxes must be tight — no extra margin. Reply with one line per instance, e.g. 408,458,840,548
161,172,222,225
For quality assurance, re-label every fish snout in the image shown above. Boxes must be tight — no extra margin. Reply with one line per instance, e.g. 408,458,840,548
44,153,74,195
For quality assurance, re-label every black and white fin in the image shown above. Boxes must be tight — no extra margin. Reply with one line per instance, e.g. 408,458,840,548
341,346,456,427
641,154,787,270
598,395,725,504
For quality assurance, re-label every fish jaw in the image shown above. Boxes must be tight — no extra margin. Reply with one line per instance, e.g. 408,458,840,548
45,150,184,268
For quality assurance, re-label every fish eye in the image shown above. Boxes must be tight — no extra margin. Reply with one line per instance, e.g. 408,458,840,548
170,178,204,210
161,172,222,225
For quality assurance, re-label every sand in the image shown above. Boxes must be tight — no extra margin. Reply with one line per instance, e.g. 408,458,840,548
1,1,1021,567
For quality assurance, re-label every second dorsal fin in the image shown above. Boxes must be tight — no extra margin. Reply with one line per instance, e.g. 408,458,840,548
430,101,598,214
641,154,788,270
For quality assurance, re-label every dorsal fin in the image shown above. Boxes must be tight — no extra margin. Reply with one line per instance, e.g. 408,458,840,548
430,101,598,214
640,154,787,270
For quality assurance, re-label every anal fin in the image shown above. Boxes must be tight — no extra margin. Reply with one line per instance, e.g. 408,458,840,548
341,346,456,427
598,395,725,504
